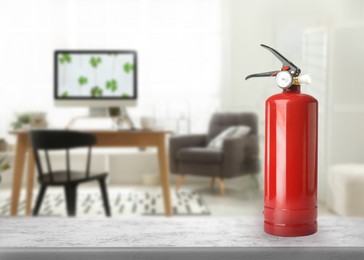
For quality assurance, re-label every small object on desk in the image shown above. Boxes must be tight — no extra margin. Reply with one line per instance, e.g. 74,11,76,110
109,107,135,130
11,112,48,130
11,113,31,130
30,113,48,129
140,116,155,130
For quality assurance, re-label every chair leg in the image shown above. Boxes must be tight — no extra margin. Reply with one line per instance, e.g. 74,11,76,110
33,185,47,216
99,178,111,217
176,175,186,192
64,184,77,217
64,185,70,215
218,177,225,196
210,177,216,189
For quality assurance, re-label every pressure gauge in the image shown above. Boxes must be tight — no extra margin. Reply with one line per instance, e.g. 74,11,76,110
275,71,293,89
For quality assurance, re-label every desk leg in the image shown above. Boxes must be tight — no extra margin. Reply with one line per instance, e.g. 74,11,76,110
157,136,172,216
25,150,35,216
10,135,27,216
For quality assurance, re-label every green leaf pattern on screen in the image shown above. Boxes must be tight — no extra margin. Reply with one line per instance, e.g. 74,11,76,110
59,53,72,64
78,76,88,86
60,55,133,97
59,53,71,85
91,86,103,97
123,62,134,73
90,57,102,68
106,79,118,92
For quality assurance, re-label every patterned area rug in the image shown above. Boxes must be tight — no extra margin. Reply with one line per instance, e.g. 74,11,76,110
0,189,210,217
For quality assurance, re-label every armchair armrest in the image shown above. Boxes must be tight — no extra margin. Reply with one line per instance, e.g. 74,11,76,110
169,134,207,173
243,134,259,159
222,134,259,178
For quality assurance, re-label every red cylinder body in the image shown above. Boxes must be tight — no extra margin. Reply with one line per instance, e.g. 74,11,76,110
264,85,318,236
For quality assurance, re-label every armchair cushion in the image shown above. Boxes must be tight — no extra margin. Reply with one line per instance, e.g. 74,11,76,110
207,113,258,142
169,134,207,173
177,147,223,163
221,134,259,178
207,126,251,149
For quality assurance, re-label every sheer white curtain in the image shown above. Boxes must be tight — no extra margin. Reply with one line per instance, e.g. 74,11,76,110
0,0,223,139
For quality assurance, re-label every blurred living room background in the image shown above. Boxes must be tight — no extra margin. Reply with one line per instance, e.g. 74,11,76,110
0,0,363,217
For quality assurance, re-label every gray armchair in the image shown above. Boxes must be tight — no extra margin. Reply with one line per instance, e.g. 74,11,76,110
169,112,260,195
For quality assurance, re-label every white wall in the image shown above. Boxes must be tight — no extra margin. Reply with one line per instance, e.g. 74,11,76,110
327,23,364,165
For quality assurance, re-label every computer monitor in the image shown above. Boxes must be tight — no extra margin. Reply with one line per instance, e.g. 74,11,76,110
54,50,137,107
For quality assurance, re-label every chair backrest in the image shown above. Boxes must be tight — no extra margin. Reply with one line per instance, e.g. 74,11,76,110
30,130,96,150
30,130,96,183
207,112,258,142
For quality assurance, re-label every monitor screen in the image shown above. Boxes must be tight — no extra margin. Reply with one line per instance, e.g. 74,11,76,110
54,50,137,107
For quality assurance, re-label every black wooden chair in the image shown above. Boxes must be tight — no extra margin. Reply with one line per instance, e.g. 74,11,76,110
30,130,111,217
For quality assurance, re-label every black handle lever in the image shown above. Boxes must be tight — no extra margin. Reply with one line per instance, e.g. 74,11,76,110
245,70,280,80
245,44,301,81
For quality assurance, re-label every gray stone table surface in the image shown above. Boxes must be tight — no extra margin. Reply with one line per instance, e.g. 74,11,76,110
0,216,364,260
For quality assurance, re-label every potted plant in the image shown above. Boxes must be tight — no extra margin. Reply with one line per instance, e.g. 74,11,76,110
11,113,31,130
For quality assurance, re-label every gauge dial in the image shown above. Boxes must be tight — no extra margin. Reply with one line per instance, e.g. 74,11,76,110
275,71,293,89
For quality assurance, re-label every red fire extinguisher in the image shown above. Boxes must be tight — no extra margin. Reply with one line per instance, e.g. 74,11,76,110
246,44,318,236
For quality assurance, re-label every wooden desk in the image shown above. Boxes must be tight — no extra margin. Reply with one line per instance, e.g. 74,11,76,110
9,130,172,216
